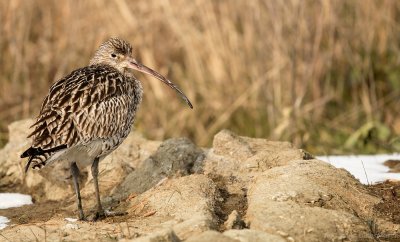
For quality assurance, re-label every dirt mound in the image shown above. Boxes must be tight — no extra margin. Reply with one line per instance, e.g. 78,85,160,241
0,121,399,241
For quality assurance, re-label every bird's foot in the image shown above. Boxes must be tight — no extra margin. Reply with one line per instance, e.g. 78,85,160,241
78,211,85,221
104,209,128,217
86,210,105,221
86,209,127,221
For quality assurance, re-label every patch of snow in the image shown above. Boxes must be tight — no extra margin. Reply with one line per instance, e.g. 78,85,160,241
0,216,10,230
65,217,78,222
317,154,400,185
0,193,33,209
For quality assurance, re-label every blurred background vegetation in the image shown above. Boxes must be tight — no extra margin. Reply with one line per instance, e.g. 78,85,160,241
0,0,399,154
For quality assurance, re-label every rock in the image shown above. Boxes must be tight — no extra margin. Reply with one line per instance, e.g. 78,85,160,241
205,130,311,178
212,130,255,161
223,229,286,242
383,159,400,172
212,129,310,163
223,210,245,230
185,230,239,242
202,130,313,234
64,222,80,230
245,159,377,241
114,137,204,198
0,120,33,190
126,174,219,240
172,216,215,241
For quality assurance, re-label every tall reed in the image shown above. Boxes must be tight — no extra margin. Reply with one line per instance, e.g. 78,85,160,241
0,0,399,153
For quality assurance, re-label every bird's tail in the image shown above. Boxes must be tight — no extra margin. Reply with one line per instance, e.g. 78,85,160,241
21,144,67,172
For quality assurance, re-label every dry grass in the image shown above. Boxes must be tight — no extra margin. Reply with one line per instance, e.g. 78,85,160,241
0,0,400,153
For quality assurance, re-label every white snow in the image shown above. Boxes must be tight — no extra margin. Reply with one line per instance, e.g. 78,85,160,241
317,154,400,185
0,193,33,230
0,216,9,230
65,217,78,222
0,193,33,209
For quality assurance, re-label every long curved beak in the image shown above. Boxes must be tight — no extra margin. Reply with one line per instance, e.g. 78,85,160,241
127,58,193,109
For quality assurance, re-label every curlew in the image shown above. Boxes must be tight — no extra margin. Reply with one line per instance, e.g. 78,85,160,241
20,38,192,220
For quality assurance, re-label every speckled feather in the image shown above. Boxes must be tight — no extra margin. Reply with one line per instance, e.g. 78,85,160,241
21,38,143,170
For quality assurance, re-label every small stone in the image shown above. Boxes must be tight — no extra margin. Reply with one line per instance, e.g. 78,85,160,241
64,223,79,230
18,214,29,224
224,210,246,230
276,231,289,237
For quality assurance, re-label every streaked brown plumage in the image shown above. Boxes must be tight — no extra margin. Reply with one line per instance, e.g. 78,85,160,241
21,37,192,220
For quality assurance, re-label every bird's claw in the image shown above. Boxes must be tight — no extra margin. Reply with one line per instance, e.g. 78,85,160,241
85,209,127,221
104,209,128,217
86,210,105,221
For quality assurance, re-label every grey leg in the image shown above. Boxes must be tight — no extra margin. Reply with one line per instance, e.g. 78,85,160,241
70,162,84,220
91,157,104,218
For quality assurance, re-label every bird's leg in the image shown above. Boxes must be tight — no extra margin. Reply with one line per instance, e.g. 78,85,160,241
70,162,85,220
91,157,104,219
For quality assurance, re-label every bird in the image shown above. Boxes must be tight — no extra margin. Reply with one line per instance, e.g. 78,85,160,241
20,37,193,220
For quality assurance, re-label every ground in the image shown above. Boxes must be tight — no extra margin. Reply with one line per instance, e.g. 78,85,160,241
0,120,399,242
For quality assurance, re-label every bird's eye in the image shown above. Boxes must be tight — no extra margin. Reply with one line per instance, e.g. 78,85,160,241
111,53,117,58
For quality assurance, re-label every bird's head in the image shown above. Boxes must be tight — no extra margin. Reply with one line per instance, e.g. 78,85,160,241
90,37,193,108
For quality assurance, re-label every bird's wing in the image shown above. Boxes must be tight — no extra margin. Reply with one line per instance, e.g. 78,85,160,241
21,65,134,170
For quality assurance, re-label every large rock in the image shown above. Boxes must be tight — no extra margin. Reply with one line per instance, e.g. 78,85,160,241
203,130,312,194
114,137,203,198
244,160,387,241
211,129,312,165
126,174,219,240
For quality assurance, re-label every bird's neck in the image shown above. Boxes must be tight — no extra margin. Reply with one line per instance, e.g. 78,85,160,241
128,75,143,105
126,75,143,126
